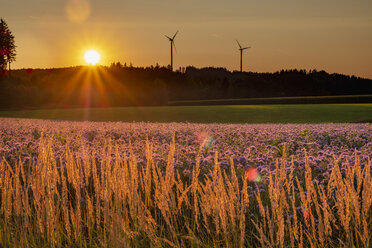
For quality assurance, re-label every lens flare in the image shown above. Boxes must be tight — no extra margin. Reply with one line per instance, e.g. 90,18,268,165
303,210,311,219
245,168,261,182
84,50,101,65
0,48,10,56
196,132,214,149
65,0,91,24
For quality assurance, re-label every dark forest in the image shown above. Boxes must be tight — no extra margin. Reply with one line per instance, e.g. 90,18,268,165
1,64,371,109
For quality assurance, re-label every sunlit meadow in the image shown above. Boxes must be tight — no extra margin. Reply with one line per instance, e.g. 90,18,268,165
0,118,371,247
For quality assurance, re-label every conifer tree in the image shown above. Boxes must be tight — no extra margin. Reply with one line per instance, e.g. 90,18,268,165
0,18,16,70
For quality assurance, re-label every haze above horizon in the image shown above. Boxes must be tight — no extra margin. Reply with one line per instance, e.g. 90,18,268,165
1,0,371,78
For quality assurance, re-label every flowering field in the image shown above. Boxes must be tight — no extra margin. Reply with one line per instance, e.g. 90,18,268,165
0,118,371,247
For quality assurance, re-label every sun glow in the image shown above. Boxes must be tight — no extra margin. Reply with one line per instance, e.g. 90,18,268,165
84,50,101,65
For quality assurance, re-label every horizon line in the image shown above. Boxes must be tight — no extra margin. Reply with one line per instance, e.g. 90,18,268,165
5,64,372,80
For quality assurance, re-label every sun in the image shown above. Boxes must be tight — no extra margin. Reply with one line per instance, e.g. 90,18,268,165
84,50,101,65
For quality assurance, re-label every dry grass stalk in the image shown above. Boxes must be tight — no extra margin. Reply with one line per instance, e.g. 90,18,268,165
0,136,370,247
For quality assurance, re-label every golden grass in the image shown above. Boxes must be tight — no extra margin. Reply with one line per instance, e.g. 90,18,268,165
0,135,370,247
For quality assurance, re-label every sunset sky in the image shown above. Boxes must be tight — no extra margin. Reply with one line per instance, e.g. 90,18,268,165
1,0,371,78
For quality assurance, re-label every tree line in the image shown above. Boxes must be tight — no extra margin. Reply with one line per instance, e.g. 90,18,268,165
0,64,371,109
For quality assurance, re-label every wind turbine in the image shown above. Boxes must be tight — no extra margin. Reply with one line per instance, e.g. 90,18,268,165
236,40,251,72
165,30,179,71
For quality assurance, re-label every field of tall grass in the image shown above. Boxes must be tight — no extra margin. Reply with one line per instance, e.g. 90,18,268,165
0,118,371,247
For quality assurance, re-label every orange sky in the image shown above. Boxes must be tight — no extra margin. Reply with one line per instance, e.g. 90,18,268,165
1,0,372,78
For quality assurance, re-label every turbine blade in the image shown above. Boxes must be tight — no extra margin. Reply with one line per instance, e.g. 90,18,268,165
173,41,177,53
165,35,172,40
172,30,179,39
242,46,251,50
236,40,242,49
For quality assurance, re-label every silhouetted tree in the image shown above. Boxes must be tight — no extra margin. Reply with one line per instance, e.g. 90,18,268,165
0,19,16,70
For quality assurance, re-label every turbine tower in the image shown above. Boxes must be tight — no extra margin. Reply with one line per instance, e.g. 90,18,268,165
236,40,251,72
165,30,179,71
